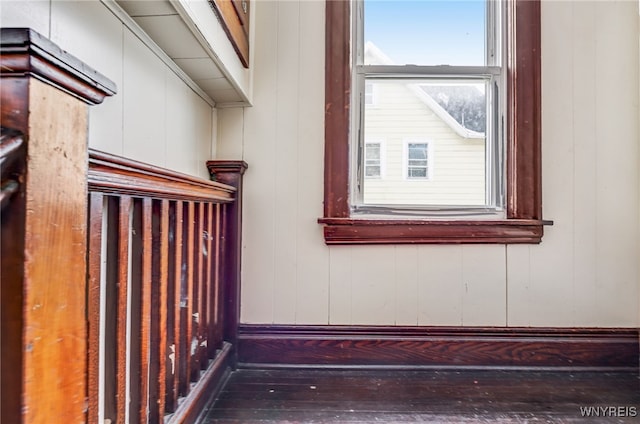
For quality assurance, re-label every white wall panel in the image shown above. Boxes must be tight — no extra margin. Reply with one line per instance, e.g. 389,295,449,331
165,69,213,179
417,246,463,326
393,246,419,325
272,0,300,324
329,246,353,324
570,0,598,326
1,0,50,37
461,245,506,326
350,246,396,325
294,0,330,324
592,0,639,326
217,108,244,159
122,29,167,167
238,0,278,323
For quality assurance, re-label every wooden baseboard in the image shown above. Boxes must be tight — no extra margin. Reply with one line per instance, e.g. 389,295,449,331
238,325,639,370
167,342,232,424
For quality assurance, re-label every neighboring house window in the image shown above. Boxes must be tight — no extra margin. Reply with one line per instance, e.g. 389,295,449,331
405,142,430,180
364,141,382,178
320,0,550,244
364,82,375,106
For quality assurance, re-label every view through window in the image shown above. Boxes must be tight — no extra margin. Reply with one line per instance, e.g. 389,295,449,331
354,0,503,213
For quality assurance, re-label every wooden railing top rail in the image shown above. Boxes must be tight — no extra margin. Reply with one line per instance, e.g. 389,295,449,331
89,149,236,202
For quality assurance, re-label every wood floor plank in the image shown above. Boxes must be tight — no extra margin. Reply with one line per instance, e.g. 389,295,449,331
201,369,640,423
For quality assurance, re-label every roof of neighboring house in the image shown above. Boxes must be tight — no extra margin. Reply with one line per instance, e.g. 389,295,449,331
364,42,486,139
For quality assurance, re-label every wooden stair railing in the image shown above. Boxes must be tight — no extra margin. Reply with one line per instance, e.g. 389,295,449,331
1,27,247,424
1,28,116,424
87,151,247,424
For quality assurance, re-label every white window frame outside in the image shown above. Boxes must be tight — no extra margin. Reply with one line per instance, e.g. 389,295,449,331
351,0,505,216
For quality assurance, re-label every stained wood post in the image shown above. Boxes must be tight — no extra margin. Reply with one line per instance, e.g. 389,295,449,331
0,28,115,424
206,160,247,367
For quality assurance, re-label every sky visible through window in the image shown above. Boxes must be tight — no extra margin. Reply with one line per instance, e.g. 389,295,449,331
364,0,486,66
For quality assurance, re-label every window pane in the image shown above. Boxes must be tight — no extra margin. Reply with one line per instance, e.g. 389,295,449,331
408,144,427,160
366,144,380,160
362,78,488,206
408,168,427,178
365,165,381,177
364,0,486,66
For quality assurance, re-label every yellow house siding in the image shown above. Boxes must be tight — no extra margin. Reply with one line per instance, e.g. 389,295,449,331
363,81,486,205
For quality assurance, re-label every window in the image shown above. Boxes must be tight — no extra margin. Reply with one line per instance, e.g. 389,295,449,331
320,0,551,244
405,142,430,180
355,1,500,214
364,141,382,178
364,81,375,106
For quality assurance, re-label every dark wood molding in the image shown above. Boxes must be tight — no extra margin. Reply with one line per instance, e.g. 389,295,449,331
507,0,542,220
167,342,233,424
324,0,351,219
238,325,639,370
209,0,250,68
206,160,248,368
321,0,547,244
89,149,236,203
0,28,117,105
319,218,551,244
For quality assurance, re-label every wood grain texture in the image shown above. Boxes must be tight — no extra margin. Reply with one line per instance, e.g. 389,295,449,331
201,368,640,423
20,79,88,423
237,325,639,370
149,199,170,422
206,161,248,366
323,0,351,219
116,196,131,424
321,0,547,244
87,193,104,424
209,0,249,67
320,218,549,244
506,0,542,220
89,150,235,203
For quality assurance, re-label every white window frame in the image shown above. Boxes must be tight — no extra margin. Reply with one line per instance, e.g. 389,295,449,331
402,140,432,181
351,0,505,216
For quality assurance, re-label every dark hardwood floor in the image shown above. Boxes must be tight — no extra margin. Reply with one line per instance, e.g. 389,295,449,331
200,369,639,423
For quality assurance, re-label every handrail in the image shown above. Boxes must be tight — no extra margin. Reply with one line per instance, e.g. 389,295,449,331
87,149,246,424
89,149,235,202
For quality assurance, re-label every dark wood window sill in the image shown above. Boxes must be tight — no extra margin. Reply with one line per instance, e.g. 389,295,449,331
318,218,553,245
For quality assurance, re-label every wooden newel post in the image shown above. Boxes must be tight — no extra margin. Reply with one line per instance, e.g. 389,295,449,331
206,160,248,367
0,28,116,424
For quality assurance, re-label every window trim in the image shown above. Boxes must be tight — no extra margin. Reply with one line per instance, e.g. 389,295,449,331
320,0,551,244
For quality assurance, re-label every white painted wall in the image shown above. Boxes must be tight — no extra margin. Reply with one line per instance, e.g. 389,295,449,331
217,0,640,327
1,0,215,179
